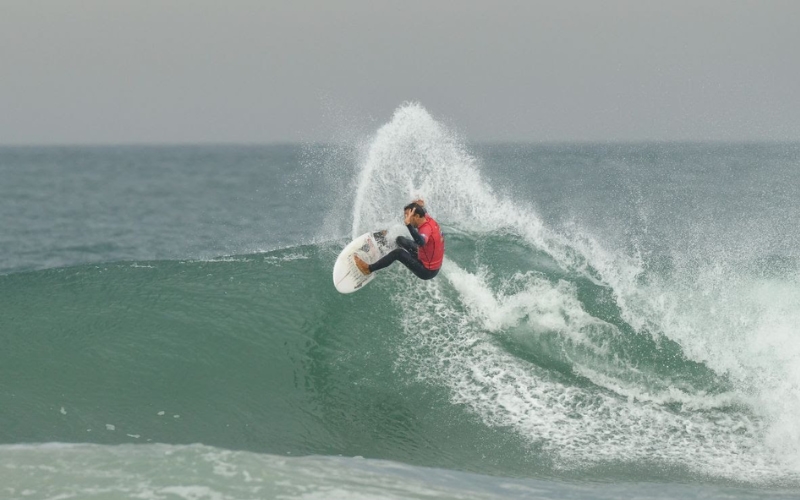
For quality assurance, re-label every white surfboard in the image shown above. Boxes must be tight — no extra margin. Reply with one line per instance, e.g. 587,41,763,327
333,231,392,293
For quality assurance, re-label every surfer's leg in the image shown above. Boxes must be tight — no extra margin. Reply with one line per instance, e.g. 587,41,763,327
367,248,406,273
394,236,437,279
396,236,419,255
369,237,418,273
368,248,438,280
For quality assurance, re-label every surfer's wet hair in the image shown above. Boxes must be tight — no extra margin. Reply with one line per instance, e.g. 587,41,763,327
404,203,426,218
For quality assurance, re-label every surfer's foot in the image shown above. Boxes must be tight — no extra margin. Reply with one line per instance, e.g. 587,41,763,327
353,255,371,275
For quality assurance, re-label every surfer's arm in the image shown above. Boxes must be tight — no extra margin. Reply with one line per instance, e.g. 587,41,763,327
407,224,427,246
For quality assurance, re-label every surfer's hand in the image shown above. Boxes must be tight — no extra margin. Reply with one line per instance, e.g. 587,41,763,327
411,198,425,207
404,209,414,225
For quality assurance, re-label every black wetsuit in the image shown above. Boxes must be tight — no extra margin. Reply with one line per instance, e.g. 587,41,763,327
367,224,439,280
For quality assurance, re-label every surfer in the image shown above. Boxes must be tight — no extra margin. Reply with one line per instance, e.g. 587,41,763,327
354,200,444,280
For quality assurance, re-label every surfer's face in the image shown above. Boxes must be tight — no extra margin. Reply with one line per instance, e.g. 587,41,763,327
405,209,424,227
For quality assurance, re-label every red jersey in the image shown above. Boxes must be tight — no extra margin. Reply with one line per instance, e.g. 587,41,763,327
417,215,445,270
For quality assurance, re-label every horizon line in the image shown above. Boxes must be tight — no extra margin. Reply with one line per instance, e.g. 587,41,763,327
1,139,798,148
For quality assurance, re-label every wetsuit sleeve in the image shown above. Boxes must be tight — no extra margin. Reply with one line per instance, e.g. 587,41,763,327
407,224,427,246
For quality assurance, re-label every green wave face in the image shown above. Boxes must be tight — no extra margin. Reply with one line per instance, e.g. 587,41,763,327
0,243,552,479
1,236,796,486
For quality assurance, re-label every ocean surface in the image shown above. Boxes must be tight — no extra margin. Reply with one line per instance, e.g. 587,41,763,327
1,103,799,499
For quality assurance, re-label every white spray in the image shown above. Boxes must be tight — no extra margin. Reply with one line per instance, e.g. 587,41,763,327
349,102,800,482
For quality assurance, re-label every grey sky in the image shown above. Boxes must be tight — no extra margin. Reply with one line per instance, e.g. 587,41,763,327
1,0,798,144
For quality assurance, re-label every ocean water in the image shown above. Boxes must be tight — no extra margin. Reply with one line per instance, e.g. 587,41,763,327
1,103,799,499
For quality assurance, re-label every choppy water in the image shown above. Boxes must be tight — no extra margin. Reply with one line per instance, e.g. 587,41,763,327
2,104,799,498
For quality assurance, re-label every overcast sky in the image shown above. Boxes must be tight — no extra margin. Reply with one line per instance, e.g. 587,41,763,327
1,1,798,144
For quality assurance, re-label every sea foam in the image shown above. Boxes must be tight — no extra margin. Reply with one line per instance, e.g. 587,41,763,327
350,102,800,483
